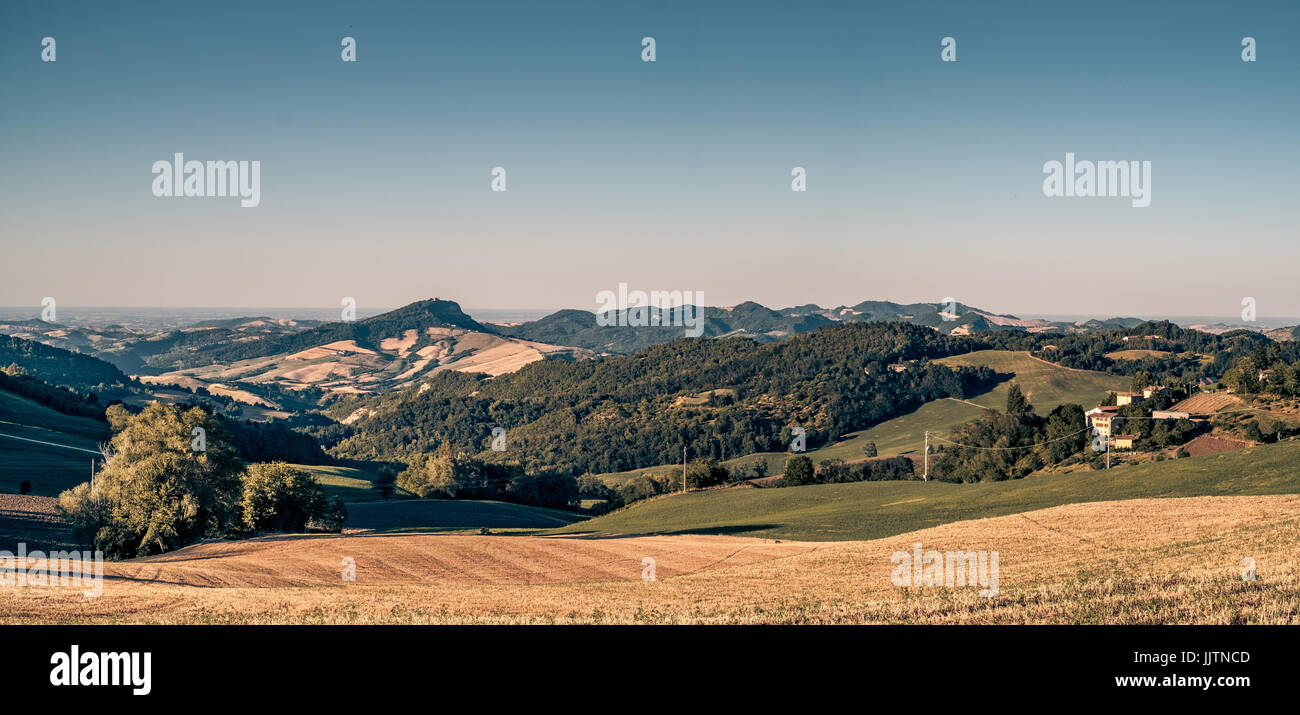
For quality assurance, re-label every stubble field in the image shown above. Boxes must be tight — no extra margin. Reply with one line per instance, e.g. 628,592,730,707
3,494,1296,625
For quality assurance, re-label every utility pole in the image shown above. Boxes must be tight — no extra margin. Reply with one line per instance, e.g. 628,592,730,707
923,431,929,481
1106,438,1111,470
682,446,687,493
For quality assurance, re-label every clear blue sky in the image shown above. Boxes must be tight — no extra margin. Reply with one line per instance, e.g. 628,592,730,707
1,0,1297,319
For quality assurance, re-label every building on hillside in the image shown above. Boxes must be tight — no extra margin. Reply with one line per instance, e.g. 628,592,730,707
1086,405,1122,438
1114,391,1145,406
1112,434,1136,450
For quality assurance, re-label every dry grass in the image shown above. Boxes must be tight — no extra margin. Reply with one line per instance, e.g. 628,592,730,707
2,495,1297,624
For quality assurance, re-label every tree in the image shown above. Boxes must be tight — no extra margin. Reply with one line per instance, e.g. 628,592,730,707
373,466,396,500
863,442,878,458
58,403,244,557
240,462,345,533
396,442,472,498
105,403,132,433
56,403,343,557
783,455,816,486
1005,383,1033,415
1039,404,1087,463
1130,370,1152,392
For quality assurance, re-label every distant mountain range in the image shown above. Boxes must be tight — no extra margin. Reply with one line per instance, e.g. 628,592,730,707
503,299,1151,355
0,298,1293,413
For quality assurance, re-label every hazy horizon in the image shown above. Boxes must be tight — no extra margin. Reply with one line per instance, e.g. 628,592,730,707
3,0,1298,318
3,302,1298,331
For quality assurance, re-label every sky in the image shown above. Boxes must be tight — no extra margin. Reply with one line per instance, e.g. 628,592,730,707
1,0,1298,320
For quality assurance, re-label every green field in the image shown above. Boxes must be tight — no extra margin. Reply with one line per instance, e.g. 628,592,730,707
0,391,109,496
554,438,1300,541
935,350,1127,412
296,464,395,502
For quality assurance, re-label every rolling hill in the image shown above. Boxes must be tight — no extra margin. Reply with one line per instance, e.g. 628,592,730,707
0,335,130,390
0,389,108,496
139,300,593,399
507,299,1150,355
559,437,1300,541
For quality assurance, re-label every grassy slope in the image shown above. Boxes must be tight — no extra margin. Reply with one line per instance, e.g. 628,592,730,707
934,350,1128,411
0,390,109,496
556,438,1300,541
297,464,390,503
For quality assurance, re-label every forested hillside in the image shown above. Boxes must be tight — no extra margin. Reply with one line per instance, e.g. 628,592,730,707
0,336,130,391
322,323,1001,475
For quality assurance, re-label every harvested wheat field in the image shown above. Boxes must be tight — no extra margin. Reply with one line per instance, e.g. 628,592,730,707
2,495,1297,624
